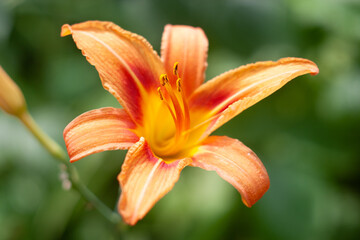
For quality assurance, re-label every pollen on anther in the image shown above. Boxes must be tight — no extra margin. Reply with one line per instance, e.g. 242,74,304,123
157,87,163,100
160,74,168,86
176,78,182,92
173,62,179,76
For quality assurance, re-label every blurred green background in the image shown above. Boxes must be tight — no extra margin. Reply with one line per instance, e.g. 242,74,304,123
1,0,359,239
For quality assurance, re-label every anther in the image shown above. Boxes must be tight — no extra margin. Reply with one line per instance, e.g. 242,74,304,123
173,62,179,76
176,78,181,92
160,74,168,86
157,87,163,100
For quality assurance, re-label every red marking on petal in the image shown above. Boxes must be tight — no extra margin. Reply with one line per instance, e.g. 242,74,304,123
61,21,165,125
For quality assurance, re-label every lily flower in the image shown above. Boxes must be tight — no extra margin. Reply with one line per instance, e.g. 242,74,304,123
61,21,319,225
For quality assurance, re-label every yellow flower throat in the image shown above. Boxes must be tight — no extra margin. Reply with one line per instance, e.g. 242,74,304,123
150,62,193,159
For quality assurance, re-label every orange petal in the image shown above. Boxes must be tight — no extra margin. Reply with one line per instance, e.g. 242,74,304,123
61,21,165,124
118,137,191,225
189,57,319,136
161,25,208,97
191,136,270,207
64,107,138,162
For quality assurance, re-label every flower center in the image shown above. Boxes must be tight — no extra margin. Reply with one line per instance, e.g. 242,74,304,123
151,62,192,159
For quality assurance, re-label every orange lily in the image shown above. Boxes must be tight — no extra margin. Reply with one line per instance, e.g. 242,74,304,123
61,21,319,225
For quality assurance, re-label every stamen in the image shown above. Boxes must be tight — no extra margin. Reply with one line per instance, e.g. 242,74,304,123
173,62,179,77
158,73,184,144
157,87,163,100
158,74,184,127
163,78,184,128
155,62,193,156
176,78,181,92
177,78,190,130
160,74,168,86
158,92,182,153
163,98,180,138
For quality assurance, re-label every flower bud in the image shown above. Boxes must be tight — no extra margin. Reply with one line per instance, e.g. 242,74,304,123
0,66,27,117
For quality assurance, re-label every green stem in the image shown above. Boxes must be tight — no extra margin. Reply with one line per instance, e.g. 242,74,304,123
18,111,121,224
19,111,67,163
70,173,121,224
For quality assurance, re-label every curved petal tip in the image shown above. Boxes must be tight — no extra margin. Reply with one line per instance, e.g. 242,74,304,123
280,57,319,76
191,136,270,208
61,24,72,37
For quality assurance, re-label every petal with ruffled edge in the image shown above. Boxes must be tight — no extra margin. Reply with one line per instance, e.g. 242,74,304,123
118,137,191,225
61,21,165,124
191,136,269,207
64,107,139,162
189,58,319,137
161,24,208,97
